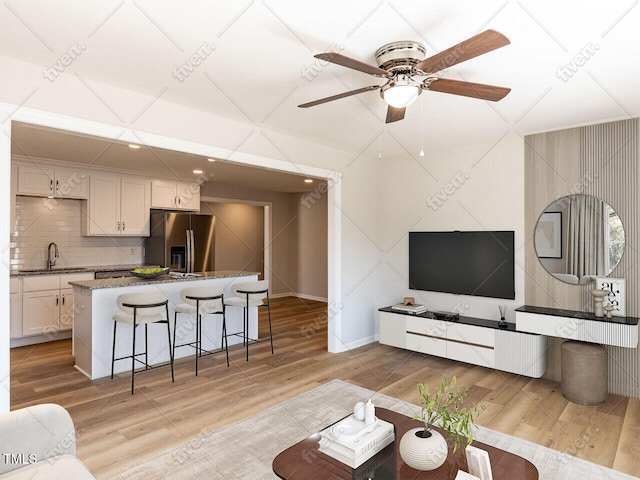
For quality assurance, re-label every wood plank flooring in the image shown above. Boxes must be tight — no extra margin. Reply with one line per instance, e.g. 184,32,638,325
9,296,640,478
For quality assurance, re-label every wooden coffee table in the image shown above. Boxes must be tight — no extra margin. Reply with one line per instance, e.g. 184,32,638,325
273,408,539,479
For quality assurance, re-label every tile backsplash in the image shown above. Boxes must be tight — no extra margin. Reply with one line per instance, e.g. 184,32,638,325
11,196,144,271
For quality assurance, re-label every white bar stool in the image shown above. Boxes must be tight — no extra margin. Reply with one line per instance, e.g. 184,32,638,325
111,291,174,395
173,286,228,375
224,280,273,361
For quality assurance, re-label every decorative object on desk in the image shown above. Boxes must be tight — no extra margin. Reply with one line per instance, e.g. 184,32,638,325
399,376,485,471
129,267,169,278
353,401,365,421
604,304,614,318
498,305,507,328
391,303,427,314
590,289,609,317
317,399,395,468
596,277,625,316
365,399,375,425
466,444,493,480
403,297,415,305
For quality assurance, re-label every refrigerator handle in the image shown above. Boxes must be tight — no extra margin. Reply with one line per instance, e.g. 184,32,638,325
185,230,191,273
189,230,195,273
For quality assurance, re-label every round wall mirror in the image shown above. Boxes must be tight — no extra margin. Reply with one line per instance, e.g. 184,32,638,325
534,194,625,285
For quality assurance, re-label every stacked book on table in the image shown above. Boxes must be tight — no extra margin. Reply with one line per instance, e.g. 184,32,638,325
318,415,395,468
391,303,427,314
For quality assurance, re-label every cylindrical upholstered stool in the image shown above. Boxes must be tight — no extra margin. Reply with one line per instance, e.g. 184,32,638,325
561,340,607,405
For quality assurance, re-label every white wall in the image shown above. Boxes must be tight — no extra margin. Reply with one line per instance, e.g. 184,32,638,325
297,191,328,301
375,135,525,325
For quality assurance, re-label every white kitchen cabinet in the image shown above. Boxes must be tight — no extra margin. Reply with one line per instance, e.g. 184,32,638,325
151,179,200,211
59,288,74,331
83,174,150,236
10,278,22,339
21,273,93,336
16,165,87,199
22,290,59,336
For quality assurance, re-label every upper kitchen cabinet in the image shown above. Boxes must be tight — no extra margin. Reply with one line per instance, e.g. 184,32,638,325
16,165,88,199
83,174,150,236
151,179,200,211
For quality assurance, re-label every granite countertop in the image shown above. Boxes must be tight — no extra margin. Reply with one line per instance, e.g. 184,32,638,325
69,270,260,290
10,264,153,277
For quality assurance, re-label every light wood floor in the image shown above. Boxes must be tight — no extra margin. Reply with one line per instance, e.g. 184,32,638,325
9,297,640,478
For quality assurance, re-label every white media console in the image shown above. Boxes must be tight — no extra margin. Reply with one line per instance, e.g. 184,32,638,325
378,307,547,378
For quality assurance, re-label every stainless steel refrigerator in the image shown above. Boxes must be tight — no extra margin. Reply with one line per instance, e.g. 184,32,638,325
145,210,215,273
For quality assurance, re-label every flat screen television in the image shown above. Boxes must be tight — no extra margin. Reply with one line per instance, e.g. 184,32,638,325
409,231,515,300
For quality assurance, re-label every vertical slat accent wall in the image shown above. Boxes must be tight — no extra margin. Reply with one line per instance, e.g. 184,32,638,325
525,118,639,398
581,118,639,397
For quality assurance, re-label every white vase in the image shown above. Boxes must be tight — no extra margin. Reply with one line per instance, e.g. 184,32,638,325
399,427,448,471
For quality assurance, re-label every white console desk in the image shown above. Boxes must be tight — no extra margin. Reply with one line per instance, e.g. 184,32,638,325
515,305,639,348
378,307,547,378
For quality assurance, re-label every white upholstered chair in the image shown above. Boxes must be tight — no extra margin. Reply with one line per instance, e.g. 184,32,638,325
223,280,273,361
111,291,174,394
173,285,228,375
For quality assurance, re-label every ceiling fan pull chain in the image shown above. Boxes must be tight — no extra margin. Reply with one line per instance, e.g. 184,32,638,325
420,94,425,157
378,97,383,159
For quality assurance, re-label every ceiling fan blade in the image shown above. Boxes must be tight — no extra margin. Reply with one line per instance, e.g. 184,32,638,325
315,52,389,76
298,85,379,108
427,78,510,101
416,30,510,74
385,106,406,123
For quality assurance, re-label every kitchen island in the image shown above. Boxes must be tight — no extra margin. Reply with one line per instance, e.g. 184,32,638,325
70,270,259,380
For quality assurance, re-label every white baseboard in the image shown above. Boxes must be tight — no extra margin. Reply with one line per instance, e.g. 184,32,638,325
270,291,295,299
270,292,328,303
294,293,328,302
10,331,72,348
334,335,378,352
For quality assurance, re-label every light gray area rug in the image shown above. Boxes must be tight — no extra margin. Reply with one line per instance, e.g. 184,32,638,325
106,380,638,480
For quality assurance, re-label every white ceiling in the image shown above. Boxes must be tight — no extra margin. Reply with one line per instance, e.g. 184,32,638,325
11,122,322,193
1,0,639,161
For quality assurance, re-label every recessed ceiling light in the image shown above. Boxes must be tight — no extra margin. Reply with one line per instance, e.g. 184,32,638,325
128,144,141,149
207,158,216,162
193,169,203,174
304,179,313,183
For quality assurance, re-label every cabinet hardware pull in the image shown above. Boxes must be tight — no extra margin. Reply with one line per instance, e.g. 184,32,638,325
50,179,54,191
62,294,65,305
56,180,59,191
117,221,121,231
56,295,59,306
122,221,125,231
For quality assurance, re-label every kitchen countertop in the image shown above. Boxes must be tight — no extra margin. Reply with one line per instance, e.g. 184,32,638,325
10,264,155,277
69,270,260,290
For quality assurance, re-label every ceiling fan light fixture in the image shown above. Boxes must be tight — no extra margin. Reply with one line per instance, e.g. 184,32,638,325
381,78,421,108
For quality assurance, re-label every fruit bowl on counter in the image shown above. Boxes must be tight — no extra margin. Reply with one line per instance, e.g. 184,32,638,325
129,267,170,278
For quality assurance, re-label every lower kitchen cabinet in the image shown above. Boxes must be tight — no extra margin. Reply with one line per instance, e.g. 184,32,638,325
22,289,59,336
18,273,94,340
9,278,22,339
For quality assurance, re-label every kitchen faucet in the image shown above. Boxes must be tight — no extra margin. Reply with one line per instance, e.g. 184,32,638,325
47,242,59,270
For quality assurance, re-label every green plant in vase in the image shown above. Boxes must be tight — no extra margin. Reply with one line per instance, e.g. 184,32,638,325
415,376,485,452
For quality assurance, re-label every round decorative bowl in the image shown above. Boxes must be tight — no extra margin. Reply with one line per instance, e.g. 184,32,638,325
129,267,169,278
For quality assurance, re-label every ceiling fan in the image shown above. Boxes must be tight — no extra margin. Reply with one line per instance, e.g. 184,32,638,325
299,30,511,123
